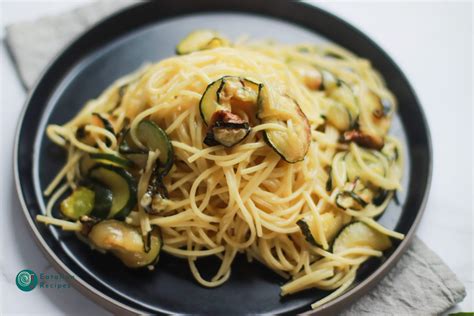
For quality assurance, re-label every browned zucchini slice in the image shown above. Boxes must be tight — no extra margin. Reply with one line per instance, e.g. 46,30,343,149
353,89,393,149
200,76,259,125
176,30,229,55
324,78,359,131
88,220,162,268
200,76,259,147
257,85,310,163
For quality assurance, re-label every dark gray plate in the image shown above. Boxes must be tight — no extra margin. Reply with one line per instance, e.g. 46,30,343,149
14,1,432,314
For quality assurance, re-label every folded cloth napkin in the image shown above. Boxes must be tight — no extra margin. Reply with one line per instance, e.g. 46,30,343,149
4,1,466,314
5,0,135,89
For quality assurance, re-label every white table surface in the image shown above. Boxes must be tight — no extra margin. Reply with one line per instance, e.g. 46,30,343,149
0,1,472,314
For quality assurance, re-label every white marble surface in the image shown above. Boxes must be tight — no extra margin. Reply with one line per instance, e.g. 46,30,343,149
0,1,472,314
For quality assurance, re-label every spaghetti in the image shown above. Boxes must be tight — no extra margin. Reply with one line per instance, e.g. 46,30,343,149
38,30,404,309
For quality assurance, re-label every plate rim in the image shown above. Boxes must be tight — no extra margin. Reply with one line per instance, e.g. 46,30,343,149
13,1,433,315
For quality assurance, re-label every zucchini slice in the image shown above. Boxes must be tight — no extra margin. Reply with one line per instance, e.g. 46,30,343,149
62,181,113,220
257,85,310,163
136,120,174,175
200,76,260,124
348,89,392,149
176,30,229,55
88,220,162,268
322,74,359,131
326,100,353,131
60,187,95,220
200,78,224,124
118,128,148,169
85,180,113,219
200,76,258,147
89,164,137,220
297,211,351,247
119,121,174,174
332,221,392,254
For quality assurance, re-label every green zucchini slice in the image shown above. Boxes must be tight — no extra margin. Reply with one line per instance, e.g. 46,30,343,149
136,120,174,175
85,180,113,219
118,128,148,169
89,164,137,220
118,121,174,174
88,220,162,268
257,85,310,163
332,222,392,254
176,30,229,55
200,78,225,124
60,187,95,220
297,211,350,247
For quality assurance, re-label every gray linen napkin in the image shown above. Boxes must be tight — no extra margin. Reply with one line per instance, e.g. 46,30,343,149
5,0,136,89
4,1,466,314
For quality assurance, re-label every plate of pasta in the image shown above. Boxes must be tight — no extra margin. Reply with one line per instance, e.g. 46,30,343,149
14,1,432,314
